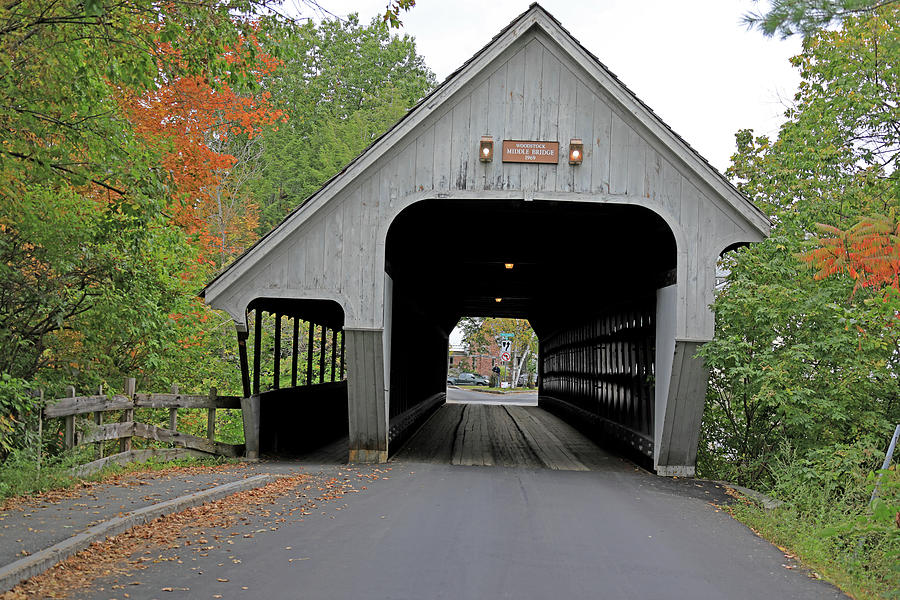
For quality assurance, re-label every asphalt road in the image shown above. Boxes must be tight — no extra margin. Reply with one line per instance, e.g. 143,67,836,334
71,461,846,600
445,385,538,405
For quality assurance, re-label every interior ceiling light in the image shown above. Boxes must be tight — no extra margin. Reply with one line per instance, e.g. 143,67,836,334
569,138,584,165
495,297,502,303
480,136,494,162
504,263,514,269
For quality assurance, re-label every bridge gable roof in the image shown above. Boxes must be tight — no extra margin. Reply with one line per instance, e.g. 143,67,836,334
203,3,770,302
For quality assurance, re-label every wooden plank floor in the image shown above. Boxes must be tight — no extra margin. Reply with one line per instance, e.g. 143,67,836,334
392,403,616,471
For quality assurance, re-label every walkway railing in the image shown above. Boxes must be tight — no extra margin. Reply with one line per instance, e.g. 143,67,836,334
40,377,245,474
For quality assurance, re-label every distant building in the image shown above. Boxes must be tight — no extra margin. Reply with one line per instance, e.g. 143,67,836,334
448,339,501,376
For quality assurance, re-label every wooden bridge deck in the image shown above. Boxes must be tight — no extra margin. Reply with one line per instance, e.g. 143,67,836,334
391,403,617,471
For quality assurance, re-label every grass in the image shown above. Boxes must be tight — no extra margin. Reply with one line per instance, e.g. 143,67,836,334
0,404,246,503
728,487,899,600
0,446,238,503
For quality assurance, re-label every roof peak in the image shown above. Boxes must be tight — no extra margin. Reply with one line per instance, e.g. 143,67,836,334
203,2,768,297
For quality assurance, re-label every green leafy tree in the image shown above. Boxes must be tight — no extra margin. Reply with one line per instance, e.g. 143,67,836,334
700,4,900,486
459,318,537,387
252,15,435,232
703,9,900,591
0,1,302,422
744,0,899,38
699,233,898,483
0,2,424,468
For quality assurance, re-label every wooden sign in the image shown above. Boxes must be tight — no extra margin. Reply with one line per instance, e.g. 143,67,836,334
501,140,559,164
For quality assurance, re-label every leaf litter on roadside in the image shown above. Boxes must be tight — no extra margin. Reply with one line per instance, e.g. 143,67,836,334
0,467,380,600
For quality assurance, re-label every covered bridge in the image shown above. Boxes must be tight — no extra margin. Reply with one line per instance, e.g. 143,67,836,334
202,4,770,476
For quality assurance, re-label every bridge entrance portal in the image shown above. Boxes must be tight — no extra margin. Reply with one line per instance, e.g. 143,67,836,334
383,199,675,467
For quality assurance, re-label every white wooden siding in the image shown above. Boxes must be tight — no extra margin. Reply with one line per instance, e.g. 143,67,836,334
208,26,765,342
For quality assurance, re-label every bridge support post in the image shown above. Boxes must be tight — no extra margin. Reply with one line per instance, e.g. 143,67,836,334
241,394,260,460
654,340,709,476
654,284,710,477
344,328,388,463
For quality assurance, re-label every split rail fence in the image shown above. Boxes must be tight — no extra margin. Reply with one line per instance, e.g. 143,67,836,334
40,377,245,474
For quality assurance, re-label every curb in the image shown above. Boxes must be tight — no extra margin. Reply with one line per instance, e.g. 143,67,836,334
0,473,277,593
720,482,784,510
698,478,783,510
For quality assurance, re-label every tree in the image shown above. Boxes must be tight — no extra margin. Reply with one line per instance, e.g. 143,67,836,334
800,217,900,292
0,2,423,460
382,0,417,28
0,1,286,197
459,318,537,387
0,1,289,384
744,0,899,38
251,15,435,232
700,4,900,485
125,35,286,268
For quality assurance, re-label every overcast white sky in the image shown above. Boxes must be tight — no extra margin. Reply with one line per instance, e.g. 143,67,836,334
285,1,802,346
290,0,802,173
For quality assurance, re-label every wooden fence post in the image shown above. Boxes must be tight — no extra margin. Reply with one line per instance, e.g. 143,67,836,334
95,384,104,460
120,377,136,453
207,387,217,442
169,384,179,431
64,386,75,451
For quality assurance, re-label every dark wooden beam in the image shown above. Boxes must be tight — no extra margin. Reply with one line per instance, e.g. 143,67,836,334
306,321,314,385
273,313,282,390
330,328,338,382
339,330,345,380
238,328,251,398
291,317,299,387
319,324,327,384
252,309,262,395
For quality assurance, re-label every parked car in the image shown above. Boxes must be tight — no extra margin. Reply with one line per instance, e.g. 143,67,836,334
447,372,489,386
511,374,538,388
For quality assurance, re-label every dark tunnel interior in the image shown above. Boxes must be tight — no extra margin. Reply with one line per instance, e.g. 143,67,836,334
384,199,677,459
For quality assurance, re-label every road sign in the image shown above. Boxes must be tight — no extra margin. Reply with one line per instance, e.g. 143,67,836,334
500,339,512,353
500,351,511,362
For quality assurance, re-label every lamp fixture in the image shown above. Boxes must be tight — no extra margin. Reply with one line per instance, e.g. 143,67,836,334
495,297,502,303
480,136,494,162
569,138,584,165
504,263,514,270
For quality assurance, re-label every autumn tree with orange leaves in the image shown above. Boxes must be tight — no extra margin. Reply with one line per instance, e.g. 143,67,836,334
0,1,290,393
800,217,900,294
125,35,285,268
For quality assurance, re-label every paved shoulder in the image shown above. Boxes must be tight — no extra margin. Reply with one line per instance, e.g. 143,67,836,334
0,461,301,592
